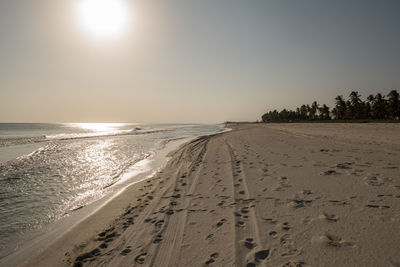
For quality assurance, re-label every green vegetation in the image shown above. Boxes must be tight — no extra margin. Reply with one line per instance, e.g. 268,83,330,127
262,90,400,122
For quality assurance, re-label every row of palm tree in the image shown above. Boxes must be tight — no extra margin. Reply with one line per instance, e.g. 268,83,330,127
261,90,400,122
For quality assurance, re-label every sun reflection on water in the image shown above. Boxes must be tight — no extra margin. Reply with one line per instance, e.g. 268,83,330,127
76,139,116,189
69,123,127,132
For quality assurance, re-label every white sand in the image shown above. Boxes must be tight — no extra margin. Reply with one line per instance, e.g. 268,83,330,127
22,123,400,267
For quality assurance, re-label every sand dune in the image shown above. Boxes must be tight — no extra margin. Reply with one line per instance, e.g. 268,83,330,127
23,123,400,267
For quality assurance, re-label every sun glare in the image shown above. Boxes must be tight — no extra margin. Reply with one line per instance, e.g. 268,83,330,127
71,123,126,132
78,0,129,38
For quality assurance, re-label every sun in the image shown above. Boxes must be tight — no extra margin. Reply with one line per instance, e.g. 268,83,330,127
78,0,129,38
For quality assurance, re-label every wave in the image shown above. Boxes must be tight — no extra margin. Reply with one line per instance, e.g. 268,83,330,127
0,128,172,147
45,128,138,140
46,128,173,141
0,136,47,147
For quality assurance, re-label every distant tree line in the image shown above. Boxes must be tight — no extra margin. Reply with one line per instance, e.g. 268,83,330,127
261,90,400,122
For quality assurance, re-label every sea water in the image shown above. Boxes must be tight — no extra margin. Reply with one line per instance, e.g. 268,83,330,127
0,123,223,260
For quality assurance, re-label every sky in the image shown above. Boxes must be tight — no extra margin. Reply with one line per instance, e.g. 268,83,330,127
1,0,400,123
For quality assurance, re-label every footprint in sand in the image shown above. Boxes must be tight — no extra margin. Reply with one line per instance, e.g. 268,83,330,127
125,216,134,225
319,233,354,248
120,247,132,256
269,231,278,238
134,252,147,264
244,238,256,249
165,209,174,215
274,177,291,191
319,212,339,222
301,189,313,195
172,193,181,199
205,233,214,240
328,200,350,206
280,222,292,231
99,242,108,249
336,162,353,169
382,165,398,169
263,218,277,225
236,221,245,227
153,234,163,244
216,218,226,227
366,204,390,209
217,200,225,206
364,175,389,186
240,207,249,214
290,198,312,209
377,194,393,198
74,248,101,266
282,260,306,267
254,249,269,261
205,252,219,265
280,234,299,256
98,231,119,242
154,219,164,228
321,170,338,175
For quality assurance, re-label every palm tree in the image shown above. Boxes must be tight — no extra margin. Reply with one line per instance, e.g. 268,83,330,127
306,104,312,120
261,89,399,122
349,91,361,103
317,106,324,120
366,94,375,119
367,94,375,102
331,107,338,119
364,101,372,119
295,107,301,121
334,95,346,120
279,109,290,122
320,104,330,120
310,101,319,120
345,100,353,119
349,91,363,119
387,90,400,119
373,93,387,119
300,105,308,120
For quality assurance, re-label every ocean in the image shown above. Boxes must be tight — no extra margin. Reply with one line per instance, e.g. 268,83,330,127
0,123,223,261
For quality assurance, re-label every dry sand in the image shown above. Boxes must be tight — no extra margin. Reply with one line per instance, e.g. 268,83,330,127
22,123,400,267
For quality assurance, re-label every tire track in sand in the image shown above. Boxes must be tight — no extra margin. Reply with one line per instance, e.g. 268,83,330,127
226,141,269,267
150,136,210,266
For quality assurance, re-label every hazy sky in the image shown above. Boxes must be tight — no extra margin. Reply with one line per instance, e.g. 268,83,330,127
1,0,400,123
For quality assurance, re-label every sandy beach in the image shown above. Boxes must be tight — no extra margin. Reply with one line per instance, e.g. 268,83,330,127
21,123,400,267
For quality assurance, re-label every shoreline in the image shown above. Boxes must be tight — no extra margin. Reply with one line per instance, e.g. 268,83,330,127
13,123,400,266
0,136,199,267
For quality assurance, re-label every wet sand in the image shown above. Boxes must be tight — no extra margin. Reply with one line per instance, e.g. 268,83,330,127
22,123,400,267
